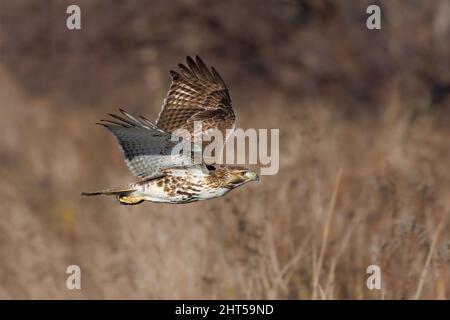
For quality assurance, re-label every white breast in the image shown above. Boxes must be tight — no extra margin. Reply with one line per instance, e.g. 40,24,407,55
133,170,211,203
197,187,230,200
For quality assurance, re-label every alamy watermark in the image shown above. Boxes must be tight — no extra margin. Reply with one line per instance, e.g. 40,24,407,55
169,122,280,176
66,265,81,290
366,264,382,290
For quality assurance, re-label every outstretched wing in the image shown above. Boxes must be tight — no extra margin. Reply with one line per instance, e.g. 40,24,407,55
99,109,200,180
156,56,236,145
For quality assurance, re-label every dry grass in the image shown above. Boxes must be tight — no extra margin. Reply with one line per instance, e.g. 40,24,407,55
0,0,449,299
414,210,447,300
311,167,343,300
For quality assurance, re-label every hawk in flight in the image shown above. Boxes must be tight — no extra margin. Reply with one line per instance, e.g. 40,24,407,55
82,56,258,204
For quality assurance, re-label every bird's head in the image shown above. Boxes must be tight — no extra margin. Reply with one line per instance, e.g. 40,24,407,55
209,166,259,189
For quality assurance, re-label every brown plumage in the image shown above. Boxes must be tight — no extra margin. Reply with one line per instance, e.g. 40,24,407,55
82,56,257,205
157,55,235,149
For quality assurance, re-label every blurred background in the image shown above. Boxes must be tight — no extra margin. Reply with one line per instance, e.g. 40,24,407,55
0,0,449,299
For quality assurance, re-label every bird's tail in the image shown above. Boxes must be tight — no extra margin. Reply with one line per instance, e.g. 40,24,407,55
81,185,144,205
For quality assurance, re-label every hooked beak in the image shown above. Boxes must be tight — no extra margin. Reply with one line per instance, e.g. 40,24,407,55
244,171,259,182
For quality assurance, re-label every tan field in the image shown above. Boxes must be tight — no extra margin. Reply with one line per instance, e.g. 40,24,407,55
0,0,448,299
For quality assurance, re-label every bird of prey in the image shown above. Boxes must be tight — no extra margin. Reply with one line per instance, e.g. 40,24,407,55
82,56,258,205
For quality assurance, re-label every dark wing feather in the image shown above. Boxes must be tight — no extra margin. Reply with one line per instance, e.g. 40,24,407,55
156,56,235,143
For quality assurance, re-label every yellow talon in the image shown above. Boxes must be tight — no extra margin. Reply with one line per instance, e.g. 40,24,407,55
117,195,144,205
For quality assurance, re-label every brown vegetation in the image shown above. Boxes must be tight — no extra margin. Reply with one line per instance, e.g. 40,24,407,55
0,0,448,299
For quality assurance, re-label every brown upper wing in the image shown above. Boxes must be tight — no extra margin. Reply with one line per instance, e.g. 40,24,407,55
156,56,235,141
